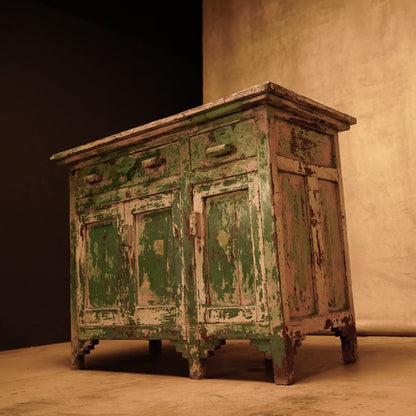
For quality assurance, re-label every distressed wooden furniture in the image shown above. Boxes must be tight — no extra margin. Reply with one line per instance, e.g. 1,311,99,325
51,82,358,384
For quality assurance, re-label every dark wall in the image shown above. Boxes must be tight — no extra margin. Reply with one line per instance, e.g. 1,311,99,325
0,1,202,350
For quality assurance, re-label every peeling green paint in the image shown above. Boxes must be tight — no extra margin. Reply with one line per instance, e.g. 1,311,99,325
252,122,282,327
208,307,255,321
250,339,272,357
86,220,122,308
190,119,256,170
206,189,255,307
77,142,181,198
136,208,176,307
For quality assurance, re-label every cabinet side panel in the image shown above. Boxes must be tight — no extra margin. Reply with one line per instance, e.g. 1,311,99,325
279,172,317,318
85,220,122,309
318,179,348,311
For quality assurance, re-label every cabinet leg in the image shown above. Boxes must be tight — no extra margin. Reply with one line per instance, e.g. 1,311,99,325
149,340,162,356
71,340,85,370
271,336,295,385
71,352,85,369
337,324,358,364
188,356,207,380
71,339,99,369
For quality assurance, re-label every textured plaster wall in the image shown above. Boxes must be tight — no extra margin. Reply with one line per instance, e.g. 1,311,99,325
203,0,416,333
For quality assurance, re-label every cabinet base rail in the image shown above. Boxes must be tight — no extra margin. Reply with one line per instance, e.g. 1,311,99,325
71,324,357,385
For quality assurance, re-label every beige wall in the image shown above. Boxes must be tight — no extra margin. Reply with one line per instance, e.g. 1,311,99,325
203,0,416,334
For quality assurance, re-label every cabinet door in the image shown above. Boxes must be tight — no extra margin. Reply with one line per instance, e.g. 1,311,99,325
192,174,267,324
78,204,128,326
125,190,183,326
278,172,317,319
276,158,349,320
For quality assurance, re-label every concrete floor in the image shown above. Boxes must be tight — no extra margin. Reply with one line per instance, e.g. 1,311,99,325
0,336,415,416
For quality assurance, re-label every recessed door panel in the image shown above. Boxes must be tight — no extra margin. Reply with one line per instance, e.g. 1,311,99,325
127,191,183,325
79,204,125,326
279,172,317,318
205,190,256,307
193,174,265,324
86,219,122,308
136,208,175,307
318,179,348,311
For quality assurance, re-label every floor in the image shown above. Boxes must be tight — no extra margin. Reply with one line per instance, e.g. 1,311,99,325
0,336,415,416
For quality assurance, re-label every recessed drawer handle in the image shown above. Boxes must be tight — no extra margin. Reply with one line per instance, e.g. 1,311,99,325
141,155,166,169
206,143,235,157
84,173,103,184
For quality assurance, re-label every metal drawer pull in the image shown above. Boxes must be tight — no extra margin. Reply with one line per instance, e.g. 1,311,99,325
206,143,235,157
141,156,166,169
84,173,103,184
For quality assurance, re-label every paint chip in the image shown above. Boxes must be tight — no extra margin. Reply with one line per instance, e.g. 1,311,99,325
217,230,230,249
153,239,164,255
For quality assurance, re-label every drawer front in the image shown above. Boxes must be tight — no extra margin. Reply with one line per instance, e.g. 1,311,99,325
76,142,181,198
272,119,335,168
190,119,256,170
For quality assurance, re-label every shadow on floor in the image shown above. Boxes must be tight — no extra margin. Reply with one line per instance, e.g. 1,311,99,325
83,337,345,383
85,341,189,378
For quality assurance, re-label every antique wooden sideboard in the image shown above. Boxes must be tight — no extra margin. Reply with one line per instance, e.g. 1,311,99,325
51,82,357,384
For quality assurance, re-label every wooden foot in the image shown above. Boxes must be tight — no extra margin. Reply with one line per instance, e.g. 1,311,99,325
188,357,207,380
71,352,85,370
271,336,295,385
71,339,84,370
149,340,162,356
340,324,358,363
333,324,358,364
71,339,99,369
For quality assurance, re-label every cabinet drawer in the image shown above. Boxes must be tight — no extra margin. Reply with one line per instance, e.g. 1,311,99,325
272,119,335,168
190,119,256,170
76,142,181,198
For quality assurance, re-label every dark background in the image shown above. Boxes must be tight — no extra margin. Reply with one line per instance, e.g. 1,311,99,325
0,0,202,350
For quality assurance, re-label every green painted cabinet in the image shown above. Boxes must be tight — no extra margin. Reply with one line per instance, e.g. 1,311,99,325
51,82,357,384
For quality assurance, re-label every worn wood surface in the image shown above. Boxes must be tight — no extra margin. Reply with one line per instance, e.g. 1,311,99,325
52,82,357,384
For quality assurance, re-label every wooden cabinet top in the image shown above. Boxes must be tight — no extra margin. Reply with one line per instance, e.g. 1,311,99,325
50,82,356,166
